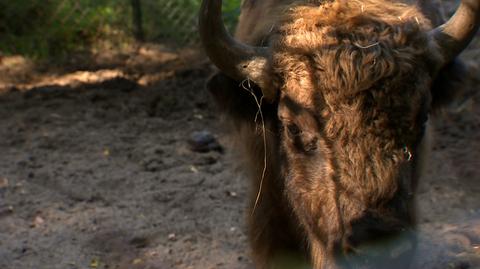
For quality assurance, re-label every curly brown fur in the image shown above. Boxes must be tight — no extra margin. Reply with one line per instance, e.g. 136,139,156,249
208,0,471,268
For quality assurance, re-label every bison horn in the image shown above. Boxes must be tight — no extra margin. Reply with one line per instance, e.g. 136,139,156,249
199,0,276,101
431,0,480,64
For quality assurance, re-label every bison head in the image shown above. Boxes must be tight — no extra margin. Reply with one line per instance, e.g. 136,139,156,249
200,0,479,268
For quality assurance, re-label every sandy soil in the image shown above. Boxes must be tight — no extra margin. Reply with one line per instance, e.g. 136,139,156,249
1,12,480,269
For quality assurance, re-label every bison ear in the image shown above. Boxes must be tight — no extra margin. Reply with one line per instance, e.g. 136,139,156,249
430,58,476,112
206,72,276,122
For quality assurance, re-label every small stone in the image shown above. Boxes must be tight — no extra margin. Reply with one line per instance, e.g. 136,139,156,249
31,216,45,228
226,191,237,197
168,233,177,241
188,130,223,153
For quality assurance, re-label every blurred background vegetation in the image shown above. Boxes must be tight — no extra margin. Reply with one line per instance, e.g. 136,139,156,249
0,0,241,59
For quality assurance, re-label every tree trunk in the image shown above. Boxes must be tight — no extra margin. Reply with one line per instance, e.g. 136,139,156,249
131,0,144,42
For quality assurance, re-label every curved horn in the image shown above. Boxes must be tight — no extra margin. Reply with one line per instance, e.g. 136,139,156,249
431,0,480,64
199,0,275,100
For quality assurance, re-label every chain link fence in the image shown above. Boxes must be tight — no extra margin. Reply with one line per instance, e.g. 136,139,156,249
144,0,202,45
0,0,240,58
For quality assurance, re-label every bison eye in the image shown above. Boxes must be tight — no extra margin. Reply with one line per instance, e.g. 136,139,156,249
287,123,301,136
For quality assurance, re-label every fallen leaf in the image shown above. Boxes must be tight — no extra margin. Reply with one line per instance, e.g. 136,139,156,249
190,166,198,173
90,258,99,268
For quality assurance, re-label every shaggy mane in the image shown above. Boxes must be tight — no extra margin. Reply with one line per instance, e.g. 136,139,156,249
270,0,434,104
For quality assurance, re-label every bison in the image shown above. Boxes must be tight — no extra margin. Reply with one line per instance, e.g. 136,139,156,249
199,0,480,268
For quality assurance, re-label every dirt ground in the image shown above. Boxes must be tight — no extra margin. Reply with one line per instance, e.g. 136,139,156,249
1,14,480,269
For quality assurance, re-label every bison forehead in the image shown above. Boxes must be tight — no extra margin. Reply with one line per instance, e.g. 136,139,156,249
270,0,434,109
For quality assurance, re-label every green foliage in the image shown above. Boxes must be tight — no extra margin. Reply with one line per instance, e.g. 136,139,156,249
0,0,241,59
0,0,129,59
222,0,242,31
142,0,241,45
